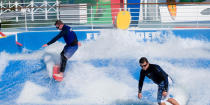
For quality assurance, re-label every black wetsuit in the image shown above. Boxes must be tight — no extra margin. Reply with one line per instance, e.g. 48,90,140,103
138,64,169,93
47,25,78,72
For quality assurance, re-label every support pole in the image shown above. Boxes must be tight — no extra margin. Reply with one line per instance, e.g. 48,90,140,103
15,33,23,46
15,1,19,22
44,0,48,20
56,0,59,20
31,0,34,21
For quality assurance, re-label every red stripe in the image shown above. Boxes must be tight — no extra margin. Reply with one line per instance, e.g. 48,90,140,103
0,32,6,37
175,26,210,28
16,41,23,46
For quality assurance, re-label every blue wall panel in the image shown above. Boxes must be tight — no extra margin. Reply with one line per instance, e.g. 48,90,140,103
127,0,140,25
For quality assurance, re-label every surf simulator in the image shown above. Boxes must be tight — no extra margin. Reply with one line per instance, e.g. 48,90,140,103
0,0,210,105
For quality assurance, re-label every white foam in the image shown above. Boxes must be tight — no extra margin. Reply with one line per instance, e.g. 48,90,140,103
1,29,210,105
152,59,210,105
71,29,210,105
74,29,210,60
60,62,138,104
43,54,55,78
0,52,9,81
172,66,210,105
17,81,49,104
0,42,63,78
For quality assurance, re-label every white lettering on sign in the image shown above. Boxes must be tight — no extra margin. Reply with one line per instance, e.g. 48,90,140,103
135,31,161,41
86,33,99,40
86,31,162,41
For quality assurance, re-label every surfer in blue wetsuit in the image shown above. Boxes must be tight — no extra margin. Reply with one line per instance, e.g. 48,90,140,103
42,20,79,77
138,57,179,105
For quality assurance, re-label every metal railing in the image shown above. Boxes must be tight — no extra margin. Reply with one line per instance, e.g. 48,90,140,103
0,0,59,32
0,1,210,32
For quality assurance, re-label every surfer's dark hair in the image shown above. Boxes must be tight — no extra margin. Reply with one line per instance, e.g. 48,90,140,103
54,20,63,26
139,57,148,64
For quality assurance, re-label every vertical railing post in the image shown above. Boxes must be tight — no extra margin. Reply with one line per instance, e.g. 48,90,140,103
196,6,199,28
0,1,2,23
15,1,19,22
139,1,143,26
124,0,127,11
31,0,34,21
9,1,11,11
23,9,28,31
56,0,59,20
156,0,158,21
44,0,48,20
0,1,2,14
91,5,93,30
145,0,147,21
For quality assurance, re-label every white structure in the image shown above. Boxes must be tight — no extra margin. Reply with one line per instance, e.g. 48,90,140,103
160,4,210,22
0,0,209,31
0,0,59,22
59,4,87,24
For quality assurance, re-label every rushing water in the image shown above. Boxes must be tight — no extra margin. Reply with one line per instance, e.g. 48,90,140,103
0,29,210,105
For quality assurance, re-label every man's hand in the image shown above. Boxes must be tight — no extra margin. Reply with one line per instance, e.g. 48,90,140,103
138,93,142,99
162,91,168,97
78,42,81,47
42,44,48,47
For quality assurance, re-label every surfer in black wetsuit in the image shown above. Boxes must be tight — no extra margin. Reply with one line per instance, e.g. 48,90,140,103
42,20,80,77
138,57,179,105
